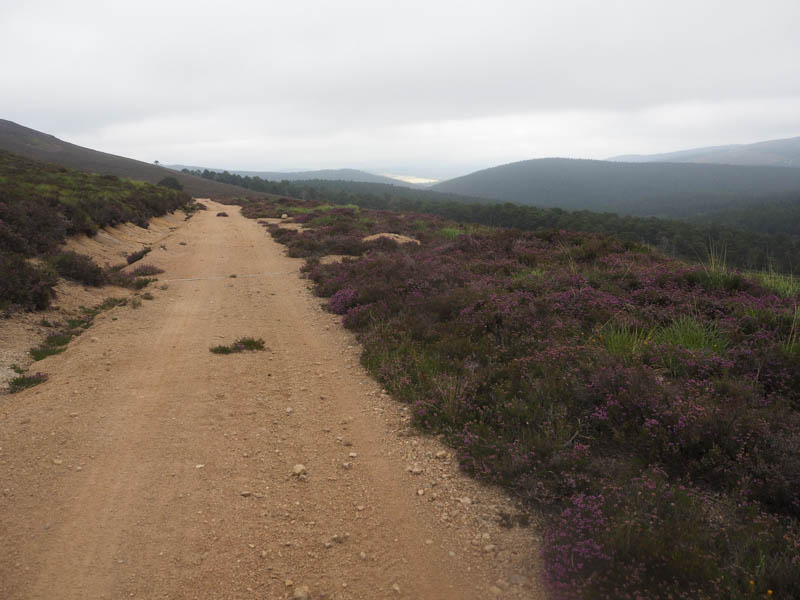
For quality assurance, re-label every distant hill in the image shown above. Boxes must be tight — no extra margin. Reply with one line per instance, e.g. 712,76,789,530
168,164,415,187
432,157,800,218
0,120,263,199
611,136,800,168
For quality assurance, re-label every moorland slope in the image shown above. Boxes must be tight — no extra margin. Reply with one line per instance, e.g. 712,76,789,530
0,120,263,199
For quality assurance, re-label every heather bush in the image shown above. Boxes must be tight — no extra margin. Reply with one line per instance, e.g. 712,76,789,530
249,196,800,598
0,253,57,310
48,251,106,286
130,263,164,276
126,247,151,264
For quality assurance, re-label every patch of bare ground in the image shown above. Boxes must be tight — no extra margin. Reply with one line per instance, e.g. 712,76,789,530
0,200,543,599
260,217,309,232
319,255,361,265
362,232,420,245
0,211,186,389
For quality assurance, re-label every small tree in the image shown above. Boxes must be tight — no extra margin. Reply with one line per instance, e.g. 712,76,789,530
157,176,183,191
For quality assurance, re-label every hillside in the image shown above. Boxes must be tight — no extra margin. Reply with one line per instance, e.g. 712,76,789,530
0,120,263,199
170,164,415,187
432,157,800,217
0,149,192,310
611,135,800,167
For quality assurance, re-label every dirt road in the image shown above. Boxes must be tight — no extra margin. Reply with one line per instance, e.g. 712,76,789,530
0,202,542,599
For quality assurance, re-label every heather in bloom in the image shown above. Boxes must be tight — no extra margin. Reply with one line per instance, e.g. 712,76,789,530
239,197,800,598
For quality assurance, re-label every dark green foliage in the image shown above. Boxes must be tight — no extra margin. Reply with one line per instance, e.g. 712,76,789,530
9,372,48,393
30,332,72,361
0,253,57,310
157,176,183,191
210,337,266,354
133,277,156,290
48,251,105,286
125,247,151,264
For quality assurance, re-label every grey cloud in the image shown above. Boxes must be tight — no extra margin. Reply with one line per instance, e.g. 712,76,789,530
2,0,799,177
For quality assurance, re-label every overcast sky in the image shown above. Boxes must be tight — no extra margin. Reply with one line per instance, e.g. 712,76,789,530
3,0,800,179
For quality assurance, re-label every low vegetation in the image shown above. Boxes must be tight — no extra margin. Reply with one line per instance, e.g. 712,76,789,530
126,247,151,265
0,150,188,310
6,297,129,393
238,197,799,599
206,172,800,273
9,372,48,393
130,264,164,277
209,337,266,354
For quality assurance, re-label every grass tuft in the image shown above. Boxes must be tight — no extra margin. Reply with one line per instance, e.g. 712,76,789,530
210,337,266,354
9,372,48,393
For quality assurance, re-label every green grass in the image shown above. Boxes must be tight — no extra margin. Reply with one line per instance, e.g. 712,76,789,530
783,305,800,355
210,337,266,354
438,227,463,239
9,372,48,393
30,335,71,361
133,277,156,290
599,325,652,361
28,298,128,361
749,269,800,299
654,316,727,352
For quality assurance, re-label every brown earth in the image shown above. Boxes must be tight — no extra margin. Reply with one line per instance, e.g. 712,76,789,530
361,233,420,245
0,201,544,600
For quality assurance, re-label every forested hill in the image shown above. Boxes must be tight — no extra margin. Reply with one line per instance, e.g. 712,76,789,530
171,165,413,187
432,157,800,216
0,120,264,199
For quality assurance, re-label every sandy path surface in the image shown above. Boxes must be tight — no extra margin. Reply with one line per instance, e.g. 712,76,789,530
0,201,542,600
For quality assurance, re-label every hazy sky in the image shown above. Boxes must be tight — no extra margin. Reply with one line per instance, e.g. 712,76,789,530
3,0,800,179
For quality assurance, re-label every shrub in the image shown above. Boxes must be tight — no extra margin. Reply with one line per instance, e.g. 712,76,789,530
0,253,57,310
48,251,106,286
126,247,151,264
30,332,72,361
131,264,164,276
133,277,156,290
104,268,135,288
329,288,358,314
9,372,48,393
157,176,183,191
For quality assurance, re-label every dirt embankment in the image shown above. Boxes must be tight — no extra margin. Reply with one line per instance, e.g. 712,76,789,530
0,201,543,599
